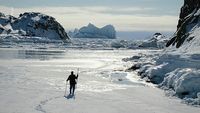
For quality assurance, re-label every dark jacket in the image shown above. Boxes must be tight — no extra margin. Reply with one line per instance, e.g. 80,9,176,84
67,74,78,84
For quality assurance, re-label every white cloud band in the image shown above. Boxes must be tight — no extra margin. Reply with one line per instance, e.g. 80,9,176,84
0,6,178,32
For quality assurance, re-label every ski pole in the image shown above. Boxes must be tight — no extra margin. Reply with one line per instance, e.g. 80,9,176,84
77,68,79,83
64,80,68,96
77,68,79,76
75,68,79,90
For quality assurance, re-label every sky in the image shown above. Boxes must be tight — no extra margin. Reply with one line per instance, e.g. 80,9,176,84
0,0,183,32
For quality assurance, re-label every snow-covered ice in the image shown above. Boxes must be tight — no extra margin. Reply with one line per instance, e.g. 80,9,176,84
0,48,199,113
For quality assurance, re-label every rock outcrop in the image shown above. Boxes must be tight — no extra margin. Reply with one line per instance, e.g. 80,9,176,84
0,13,16,26
166,0,200,48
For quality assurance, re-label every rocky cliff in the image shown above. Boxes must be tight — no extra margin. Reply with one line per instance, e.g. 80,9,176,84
166,0,200,48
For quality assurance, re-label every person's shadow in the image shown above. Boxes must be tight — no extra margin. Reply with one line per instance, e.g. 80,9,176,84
64,94,75,99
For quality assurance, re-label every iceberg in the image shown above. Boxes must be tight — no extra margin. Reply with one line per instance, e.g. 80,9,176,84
69,23,116,39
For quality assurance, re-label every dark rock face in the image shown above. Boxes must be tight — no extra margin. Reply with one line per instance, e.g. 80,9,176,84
0,13,16,26
0,26,5,34
166,0,200,48
126,64,141,71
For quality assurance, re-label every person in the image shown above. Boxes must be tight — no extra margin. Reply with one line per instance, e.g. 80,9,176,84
66,71,78,95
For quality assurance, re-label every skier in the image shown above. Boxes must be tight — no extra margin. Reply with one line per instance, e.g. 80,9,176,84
66,71,78,95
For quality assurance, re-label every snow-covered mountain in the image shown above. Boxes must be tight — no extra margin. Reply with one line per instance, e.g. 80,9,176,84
138,33,168,49
0,12,69,42
69,23,116,39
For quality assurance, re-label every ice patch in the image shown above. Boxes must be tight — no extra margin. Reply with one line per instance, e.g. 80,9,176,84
109,71,151,87
77,81,127,92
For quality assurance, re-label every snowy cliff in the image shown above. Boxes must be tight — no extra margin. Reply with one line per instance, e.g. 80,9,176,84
69,23,116,39
0,12,69,42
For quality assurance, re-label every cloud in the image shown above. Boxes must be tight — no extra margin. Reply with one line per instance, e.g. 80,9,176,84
78,6,155,15
0,5,178,32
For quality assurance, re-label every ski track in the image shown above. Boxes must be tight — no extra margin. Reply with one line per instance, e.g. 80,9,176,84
35,96,61,113
34,64,122,113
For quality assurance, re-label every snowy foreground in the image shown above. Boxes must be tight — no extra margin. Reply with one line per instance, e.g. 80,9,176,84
0,48,199,113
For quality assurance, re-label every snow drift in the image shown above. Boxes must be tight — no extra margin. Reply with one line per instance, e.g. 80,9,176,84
161,68,200,98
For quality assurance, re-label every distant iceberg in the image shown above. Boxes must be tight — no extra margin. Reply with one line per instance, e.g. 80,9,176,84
69,23,116,39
